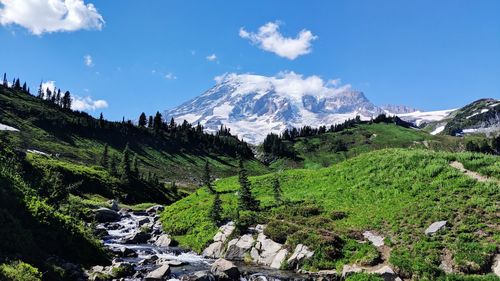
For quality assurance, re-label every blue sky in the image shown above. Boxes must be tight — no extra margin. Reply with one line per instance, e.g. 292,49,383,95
0,0,499,120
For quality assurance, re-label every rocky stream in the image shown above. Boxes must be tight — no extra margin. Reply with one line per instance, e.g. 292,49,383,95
88,204,314,281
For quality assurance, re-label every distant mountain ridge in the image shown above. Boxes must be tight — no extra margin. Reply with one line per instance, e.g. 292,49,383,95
165,73,435,144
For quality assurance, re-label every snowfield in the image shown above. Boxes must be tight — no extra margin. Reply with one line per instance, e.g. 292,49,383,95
0,123,19,132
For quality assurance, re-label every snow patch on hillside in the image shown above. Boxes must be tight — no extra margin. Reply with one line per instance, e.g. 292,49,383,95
0,123,19,132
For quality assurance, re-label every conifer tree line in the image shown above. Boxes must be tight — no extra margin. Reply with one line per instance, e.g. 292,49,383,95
262,114,413,158
1,72,72,110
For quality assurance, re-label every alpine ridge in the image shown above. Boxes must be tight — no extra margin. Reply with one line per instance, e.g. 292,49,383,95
165,73,448,144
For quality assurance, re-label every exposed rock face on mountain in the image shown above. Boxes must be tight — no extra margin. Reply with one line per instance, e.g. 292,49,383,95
165,73,421,144
423,98,500,136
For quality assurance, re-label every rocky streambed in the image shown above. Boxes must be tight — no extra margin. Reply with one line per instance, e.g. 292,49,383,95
89,205,314,281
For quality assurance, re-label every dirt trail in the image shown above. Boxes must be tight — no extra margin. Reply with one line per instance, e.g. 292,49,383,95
449,161,497,183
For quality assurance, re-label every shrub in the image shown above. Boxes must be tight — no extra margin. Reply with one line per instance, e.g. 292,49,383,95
264,220,299,244
0,261,42,281
346,273,384,281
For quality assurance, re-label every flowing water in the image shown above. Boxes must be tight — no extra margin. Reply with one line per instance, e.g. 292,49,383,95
96,209,311,281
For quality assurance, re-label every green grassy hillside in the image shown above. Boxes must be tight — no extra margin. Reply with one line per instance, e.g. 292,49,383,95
265,123,487,170
0,143,108,280
161,148,499,279
0,85,268,190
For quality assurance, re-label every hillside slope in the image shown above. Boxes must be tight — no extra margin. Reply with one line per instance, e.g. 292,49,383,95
0,85,268,189
161,149,499,279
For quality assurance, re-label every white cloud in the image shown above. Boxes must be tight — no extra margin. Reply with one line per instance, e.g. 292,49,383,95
40,80,107,110
213,71,351,102
72,95,108,111
0,0,104,35
41,80,56,94
206,53,217,61
239,21,317,60
164,72,177,80
84,54,93,67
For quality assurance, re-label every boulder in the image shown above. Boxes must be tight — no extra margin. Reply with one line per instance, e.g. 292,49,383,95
108,200,119,211
254,233,282,265
154,234,172,247
270,248,288,269
124,231,151,244
121,247,138,258
146,205,165,213
213,221,236,242
493,254,500,277
342,264,363,279
370,265,398,281
225,234,255,260
287,244,314,269
182,270,216,281
138,217,150,226
425,221,447,235
363,231,384,247
210,259,240,280
163,260,187,267
203,241,224,258
95,207,120,223
145,264,171,281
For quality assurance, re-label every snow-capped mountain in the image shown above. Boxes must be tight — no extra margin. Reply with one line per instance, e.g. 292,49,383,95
164,73,450,144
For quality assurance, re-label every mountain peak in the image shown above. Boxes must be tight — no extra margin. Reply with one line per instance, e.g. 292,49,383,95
165,73,420,144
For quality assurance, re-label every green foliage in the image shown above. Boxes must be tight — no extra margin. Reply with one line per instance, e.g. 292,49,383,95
272,176,282,205
120,143,132,184
162,148,499,278
204,160,215,194
209,193,223,225
238,158,259,211
345,273,384,281
0,261,42,281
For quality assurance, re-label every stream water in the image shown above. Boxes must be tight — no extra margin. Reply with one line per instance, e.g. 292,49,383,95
96,208,311,281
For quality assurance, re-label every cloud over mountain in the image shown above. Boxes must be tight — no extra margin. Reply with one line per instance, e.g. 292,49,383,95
239,21,317,60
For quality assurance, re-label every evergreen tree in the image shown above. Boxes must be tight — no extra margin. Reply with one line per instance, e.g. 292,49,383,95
132,153,139,178
209,192,223,225
148,116,153,128
62,91,72,109
100,144,109,168
109,157,118,177
171,181,178,194
272,176,282,205
203,160,215,193
14,78,20,90
37,83,43,98
153,111,163,131
22,82,27,92
237,158,259,211
120,144,132,184
99,113,105,128
138,112,147,127
2,73,7,87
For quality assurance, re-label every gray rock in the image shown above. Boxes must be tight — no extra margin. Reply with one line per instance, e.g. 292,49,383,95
287,244,314,269
146,205,165,213
425,221,447,235
369,265,398,281
363,231,384,247
95,207,120,223
145,264,171,281
270,248,288,269
203,241,224,258
108,200,119,211
493,254,500,277
342,264,363,279
183,270,215,281
154,234,172,247
121,247,138,258
213,221,236,242
138,217,150,226
124,231,151,244
210,259,240,280
225,234,255,260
